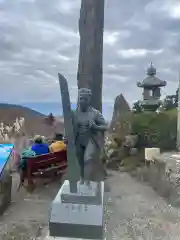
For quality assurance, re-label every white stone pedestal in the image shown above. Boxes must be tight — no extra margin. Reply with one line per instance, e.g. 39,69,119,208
49,180,104,239
145,148,160,162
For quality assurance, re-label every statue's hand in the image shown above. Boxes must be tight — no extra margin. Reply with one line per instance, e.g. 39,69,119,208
89,120,97,130
64,137,68,144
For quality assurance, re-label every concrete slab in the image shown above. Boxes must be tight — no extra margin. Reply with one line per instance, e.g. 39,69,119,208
60,181,102,205
44,231,101,240
49,181,104,239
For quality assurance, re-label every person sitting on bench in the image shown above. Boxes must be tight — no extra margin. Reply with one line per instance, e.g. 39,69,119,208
31,135,50,155
19,147,36,172
49,133,66,153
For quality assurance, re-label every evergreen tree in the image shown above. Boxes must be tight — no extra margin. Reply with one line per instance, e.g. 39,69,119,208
132,101,143,113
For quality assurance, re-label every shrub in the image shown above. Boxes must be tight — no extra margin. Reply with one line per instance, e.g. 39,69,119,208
132,109,177,151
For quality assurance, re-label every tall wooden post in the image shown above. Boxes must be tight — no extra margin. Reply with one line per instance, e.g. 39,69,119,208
77,0,105,112
177,73,180,151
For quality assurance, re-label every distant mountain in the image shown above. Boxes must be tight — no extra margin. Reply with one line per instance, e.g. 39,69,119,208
0,103,64,137
22,102,113,120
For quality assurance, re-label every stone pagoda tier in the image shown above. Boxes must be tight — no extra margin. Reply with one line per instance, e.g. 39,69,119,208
137,63,167,111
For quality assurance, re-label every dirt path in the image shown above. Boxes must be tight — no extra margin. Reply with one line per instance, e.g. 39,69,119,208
1,171,180,239
105,171,180,239
0,173,60,240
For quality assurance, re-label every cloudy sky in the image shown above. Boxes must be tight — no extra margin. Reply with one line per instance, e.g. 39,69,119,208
0,0,180,107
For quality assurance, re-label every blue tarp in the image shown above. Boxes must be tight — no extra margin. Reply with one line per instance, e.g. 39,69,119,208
0,144,14,174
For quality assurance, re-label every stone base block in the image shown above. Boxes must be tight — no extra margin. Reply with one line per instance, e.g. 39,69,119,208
44,231,101,239
49,180,104,239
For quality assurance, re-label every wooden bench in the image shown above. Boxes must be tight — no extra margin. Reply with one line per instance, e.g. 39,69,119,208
20,150,67,189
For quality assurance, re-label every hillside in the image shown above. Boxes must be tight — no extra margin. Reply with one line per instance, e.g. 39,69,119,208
0,103,64,137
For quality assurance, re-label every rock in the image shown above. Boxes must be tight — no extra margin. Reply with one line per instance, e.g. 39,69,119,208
106,148,115,158
108,95,132,161
104,133,138,169
124,135,138,148
110,94,132,140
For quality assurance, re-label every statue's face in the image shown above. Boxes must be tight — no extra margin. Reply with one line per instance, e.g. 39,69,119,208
79,94,90,110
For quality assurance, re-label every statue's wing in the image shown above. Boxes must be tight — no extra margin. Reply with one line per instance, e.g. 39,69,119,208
58,73,80,185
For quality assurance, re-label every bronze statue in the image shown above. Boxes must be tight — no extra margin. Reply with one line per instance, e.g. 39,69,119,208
73,88,108,185
58,73,108,189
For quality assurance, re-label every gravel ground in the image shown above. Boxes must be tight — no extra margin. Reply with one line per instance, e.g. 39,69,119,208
1,171,180,240
0,173,60,240
105,171,180,240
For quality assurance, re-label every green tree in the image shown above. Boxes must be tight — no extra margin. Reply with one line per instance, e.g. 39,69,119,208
175,88,178,106
44,113,55,125
132,101,143,113
162,95,176,111
132,110,177,150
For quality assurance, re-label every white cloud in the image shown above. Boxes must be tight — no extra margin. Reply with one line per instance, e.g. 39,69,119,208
30,20,79,39
104,31,120,46
158,68,173,74
0,0,179,116
35,70,57,80
57,0,80,15
145,0,169,14
104,30,130,46
117,49,163,58
145,0,180,19
125,17,151,30
165,3,180,18
105,74,129,83
102,98,114,104
107,64,117,70
55,54,72,61
19,0,36,2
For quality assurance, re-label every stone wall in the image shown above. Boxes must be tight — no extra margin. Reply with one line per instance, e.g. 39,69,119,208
131,152,180,207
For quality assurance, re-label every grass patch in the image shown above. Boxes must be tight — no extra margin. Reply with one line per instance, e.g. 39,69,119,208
120,151,145,172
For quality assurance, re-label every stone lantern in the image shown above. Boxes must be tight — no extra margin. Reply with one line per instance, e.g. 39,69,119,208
137,63,167,111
